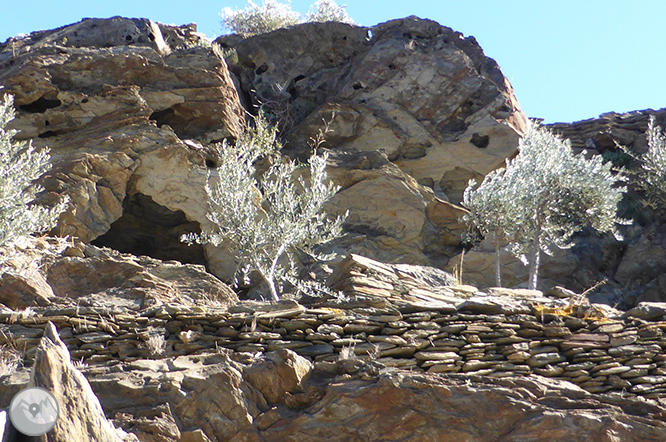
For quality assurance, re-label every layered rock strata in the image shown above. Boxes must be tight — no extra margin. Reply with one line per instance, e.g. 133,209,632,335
2,254,666,401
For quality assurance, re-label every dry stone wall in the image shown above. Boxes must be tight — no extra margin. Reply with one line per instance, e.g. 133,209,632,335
3,289,666,401
547,107,666,155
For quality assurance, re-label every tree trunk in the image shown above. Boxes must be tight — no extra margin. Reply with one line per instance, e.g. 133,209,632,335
494,231,502,287
266,278,280,302
257,266,280,302
527,233,541,290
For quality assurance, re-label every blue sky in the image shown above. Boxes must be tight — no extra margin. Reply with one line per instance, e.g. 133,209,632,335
2,0,665,124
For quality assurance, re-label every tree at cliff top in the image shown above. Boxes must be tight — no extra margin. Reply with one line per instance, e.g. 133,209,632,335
182,114,346,302
221,0,353,37
635,116,666,212
0,94,67,269
463,124,628,290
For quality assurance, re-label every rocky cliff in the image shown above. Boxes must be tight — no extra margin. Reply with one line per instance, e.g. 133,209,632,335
1,15,666,442
3,245,666,441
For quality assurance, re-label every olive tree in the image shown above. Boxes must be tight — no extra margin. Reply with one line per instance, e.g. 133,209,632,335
463,124,628,290
462,164,525,287
637,116,666,210
221,0,353,37
221,0,300,37
306,0,354,24
182,115,346,302
0,94,67,262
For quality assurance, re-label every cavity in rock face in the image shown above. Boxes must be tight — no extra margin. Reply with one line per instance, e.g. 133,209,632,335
92,193,206,266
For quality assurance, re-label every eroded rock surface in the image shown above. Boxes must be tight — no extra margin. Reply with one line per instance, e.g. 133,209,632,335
0,237,237,312
0,17,245,280
31,322,137,442
220,18,527,205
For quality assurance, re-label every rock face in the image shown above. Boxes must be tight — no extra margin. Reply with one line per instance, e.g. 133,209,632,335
0,17,245,280
31,322,137,442
220,17,527,204
214,16,527,269
0,16,527,282
318,150,469,265
0,237,238,312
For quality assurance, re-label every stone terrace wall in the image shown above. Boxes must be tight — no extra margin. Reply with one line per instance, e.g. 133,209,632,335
3,292,666,400
547,107,666,154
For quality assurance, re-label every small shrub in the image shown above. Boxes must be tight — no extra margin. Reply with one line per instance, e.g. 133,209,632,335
221,0,354,37
0,344,22,377
221,47,239,67
144,328,167,356
221,0,300,37
306,0,354,24
0,93,68,269
638,116,666,210
182,114,346,302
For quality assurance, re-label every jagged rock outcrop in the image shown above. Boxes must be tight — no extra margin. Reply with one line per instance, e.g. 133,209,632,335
0,16,528,282
216,16,526,267
219,18,527,204
548,107,666,155
0,17,246,280
31,322,137,441
0,237,237,312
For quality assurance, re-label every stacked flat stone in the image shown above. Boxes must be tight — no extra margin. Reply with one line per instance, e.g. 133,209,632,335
2,294,666,399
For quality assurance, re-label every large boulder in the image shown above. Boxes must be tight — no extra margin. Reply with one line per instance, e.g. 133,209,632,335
220,16,528,204
0,237,238,311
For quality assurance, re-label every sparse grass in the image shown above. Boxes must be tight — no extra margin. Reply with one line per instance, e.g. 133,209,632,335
144,328,167,356
338,343,356,361
72,357,87,370
452,249,465,286
0,343,22,377
366,344,380,360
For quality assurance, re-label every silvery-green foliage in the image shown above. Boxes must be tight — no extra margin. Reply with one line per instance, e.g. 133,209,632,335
182,114,346,302
463,123,627,290
0,94,67,262
221,0,300,37
463,164,527,287
305,0,354,24
221,0,354,37
639,116,666,209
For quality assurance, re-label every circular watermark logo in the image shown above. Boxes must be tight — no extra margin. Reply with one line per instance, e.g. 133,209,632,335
8,387,60,436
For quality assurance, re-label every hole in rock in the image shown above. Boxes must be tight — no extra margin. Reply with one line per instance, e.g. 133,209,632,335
149,108,175,128
38,130,59,138
470,133,490,148
20,97,62,113
92,193,207,266
255,63,269,75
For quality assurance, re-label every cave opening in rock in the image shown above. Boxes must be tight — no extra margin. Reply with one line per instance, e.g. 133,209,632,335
20,96,62,113
92,193,207,267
